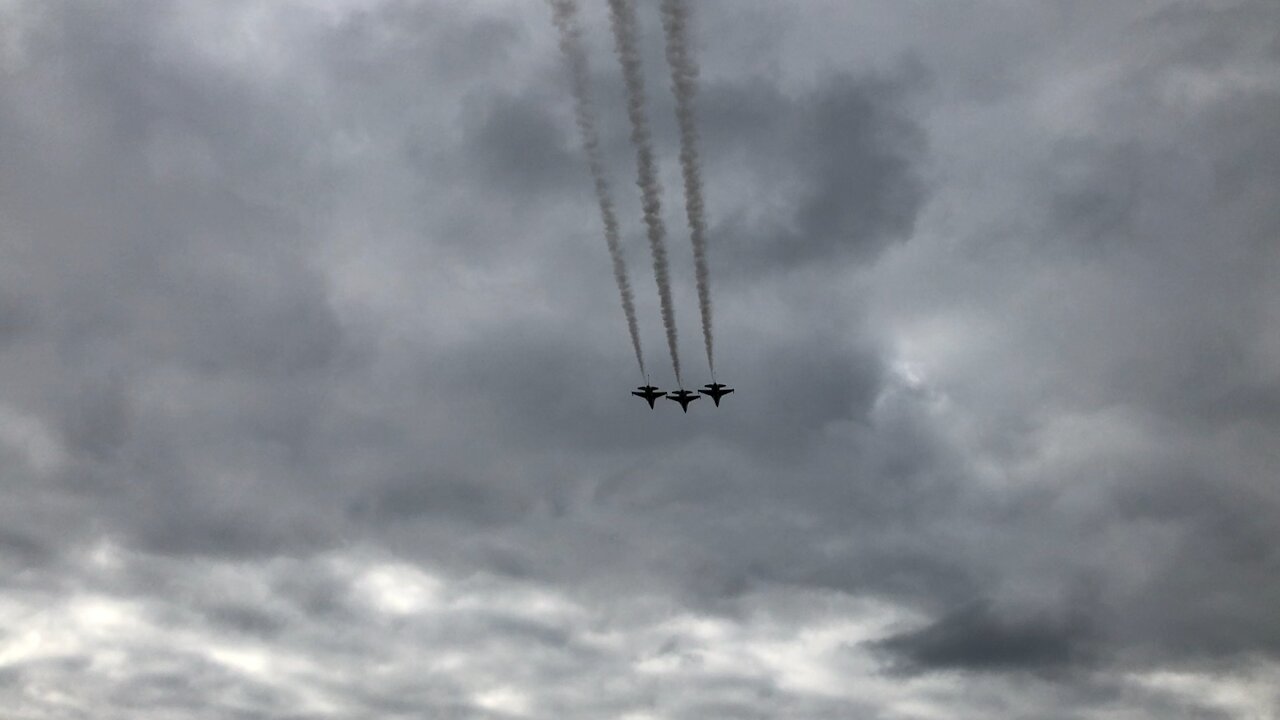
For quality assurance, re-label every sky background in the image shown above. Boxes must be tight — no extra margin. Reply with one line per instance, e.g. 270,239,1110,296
1,0,1279,717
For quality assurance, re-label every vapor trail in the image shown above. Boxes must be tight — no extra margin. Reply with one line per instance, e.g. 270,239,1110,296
549,0,646,378
606,0,682,386
659,0,714,377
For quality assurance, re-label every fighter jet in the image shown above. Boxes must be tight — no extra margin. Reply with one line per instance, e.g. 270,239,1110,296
666,388,700,413
632,385,666,409
699,382,735,407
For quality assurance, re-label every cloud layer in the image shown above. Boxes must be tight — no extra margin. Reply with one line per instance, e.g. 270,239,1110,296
1,0,1278,717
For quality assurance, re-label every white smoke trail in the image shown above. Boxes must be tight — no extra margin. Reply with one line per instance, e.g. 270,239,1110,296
606,0,682,387
549,0,646,378
659,0,714,377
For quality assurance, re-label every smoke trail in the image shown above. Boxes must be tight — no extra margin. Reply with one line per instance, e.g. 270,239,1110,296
549,0,646,378
606,0,682,386
659,0,714,377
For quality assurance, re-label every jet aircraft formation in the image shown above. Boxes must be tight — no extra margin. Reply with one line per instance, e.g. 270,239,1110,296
633,382,734,412
551,0,731,410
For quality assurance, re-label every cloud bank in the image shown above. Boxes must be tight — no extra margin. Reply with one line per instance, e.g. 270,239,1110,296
0,0,1278,717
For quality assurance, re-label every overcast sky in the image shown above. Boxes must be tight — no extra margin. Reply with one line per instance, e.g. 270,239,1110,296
2,0,1279,717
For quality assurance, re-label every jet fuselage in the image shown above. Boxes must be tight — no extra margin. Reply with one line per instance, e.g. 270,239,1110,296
699,382,734,406
667,389,700,412
632,385,666,408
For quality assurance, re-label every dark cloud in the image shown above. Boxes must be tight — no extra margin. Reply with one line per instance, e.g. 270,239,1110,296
789,74,928,261
701,71,928,273
0,0,1278,717
874,600,1096,674
57,378,133,462
348,470,534,527
201,602,289,640
0,291,36,348
463,91,580,195
0,527,50,567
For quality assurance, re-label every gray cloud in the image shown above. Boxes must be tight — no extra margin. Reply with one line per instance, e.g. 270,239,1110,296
1,0,1278,718
873,600,1097,674
463,91,580,196
700,71,928,273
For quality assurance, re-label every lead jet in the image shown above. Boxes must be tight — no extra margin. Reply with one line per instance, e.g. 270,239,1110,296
699,382,735,407
632,385,667,409
666,388,700,413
